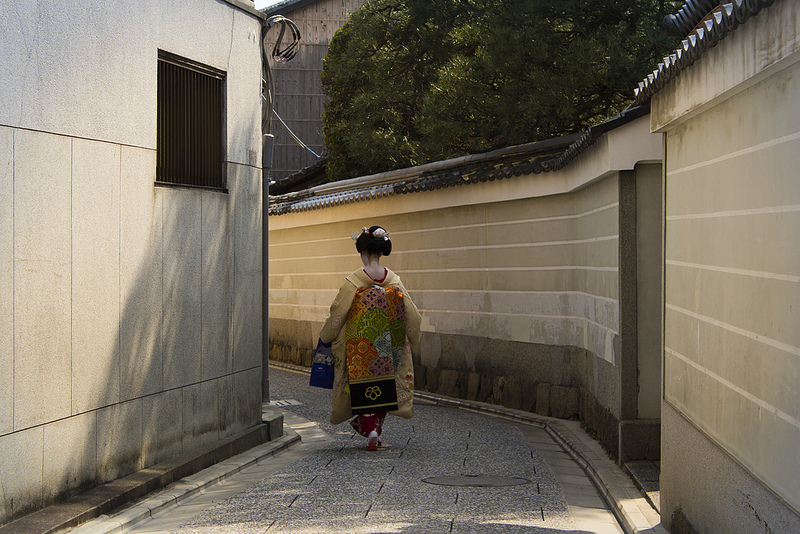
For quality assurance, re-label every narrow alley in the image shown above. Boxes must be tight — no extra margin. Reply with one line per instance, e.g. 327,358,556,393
71,366,662,534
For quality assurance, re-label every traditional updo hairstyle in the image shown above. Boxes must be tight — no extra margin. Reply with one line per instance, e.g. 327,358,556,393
355,226,392,257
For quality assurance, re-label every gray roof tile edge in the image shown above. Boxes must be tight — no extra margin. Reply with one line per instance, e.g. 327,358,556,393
633,0,777,106
268,105,649,216
268,0,777,215
261,0,318,16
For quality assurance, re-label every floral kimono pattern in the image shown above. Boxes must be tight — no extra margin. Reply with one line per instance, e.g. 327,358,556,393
319,268,421,425
345,285,406,414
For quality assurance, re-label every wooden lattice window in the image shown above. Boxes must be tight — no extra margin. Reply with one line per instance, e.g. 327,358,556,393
157,50,226,189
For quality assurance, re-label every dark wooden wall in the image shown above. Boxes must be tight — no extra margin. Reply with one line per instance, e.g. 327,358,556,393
264,0,366,182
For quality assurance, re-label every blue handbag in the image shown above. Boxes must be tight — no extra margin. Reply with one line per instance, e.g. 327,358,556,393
309,339,334,389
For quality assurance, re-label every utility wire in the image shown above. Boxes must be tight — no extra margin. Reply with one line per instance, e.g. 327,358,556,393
268,15,300,63
261,15,301,137
261,15,318,159
272,109,320,158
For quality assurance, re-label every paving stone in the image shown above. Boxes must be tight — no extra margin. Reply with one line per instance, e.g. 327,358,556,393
166,370,577,534
79,367,644,534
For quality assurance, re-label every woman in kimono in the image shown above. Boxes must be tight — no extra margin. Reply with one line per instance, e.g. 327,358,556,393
318,226,421,450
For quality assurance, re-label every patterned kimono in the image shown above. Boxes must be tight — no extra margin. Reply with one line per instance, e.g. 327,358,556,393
319,268,421,425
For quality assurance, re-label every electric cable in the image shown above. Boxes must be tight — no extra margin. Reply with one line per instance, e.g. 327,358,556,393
267,15,301,63
261,15,301,136
273,109,320,158
261,15,318,159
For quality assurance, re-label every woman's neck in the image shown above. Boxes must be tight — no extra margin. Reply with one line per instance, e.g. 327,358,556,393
362,254,385,281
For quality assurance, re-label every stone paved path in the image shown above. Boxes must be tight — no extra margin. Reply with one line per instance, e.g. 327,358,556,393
75,367,624,534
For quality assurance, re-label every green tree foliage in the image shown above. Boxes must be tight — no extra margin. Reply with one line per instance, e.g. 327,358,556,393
322,0,681,181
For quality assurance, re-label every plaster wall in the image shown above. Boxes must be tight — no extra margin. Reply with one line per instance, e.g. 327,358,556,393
661,402,800,533
0,0,264,523
0,0,262,165
269,116,663,455
653,1,800,524
270,174,620,361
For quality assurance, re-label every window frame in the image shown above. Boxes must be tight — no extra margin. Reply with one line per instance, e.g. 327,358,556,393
156,50,227,191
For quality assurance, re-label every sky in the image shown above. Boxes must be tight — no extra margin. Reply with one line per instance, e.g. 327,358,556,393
254,0,285,10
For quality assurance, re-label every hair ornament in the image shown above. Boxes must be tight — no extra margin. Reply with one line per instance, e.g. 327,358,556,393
352,227,369,241
354,226,392,256
353,226,389,241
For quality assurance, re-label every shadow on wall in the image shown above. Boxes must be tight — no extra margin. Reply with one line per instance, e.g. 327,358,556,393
2,137,264,523
108,153,264,479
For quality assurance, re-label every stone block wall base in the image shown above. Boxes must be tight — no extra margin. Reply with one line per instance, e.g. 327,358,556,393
577,389,619,459
268,318,315,368
269,324,652,462
269,343,314,367
416,365,660,464
551,385,580,419
415,362,582,421
619,419,660,463
535,383,551,416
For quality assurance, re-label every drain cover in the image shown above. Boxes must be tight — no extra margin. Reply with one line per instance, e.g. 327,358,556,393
422,475,531,487
267,399,303,407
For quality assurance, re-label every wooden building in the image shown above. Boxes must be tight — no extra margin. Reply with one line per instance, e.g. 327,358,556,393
262,0,366,183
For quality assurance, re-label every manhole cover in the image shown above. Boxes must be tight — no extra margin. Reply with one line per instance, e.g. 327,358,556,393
422,475,531,487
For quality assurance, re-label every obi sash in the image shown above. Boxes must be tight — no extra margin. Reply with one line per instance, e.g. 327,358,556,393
346,285,406,414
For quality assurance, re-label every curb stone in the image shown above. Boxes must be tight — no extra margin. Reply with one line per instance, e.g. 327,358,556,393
272,361,664,534
69,429,301,534
411,390,667,534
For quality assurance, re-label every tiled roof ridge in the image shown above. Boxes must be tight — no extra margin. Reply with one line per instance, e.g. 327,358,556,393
267,0,779,215
663,0,725,37
633,0,776,105
260,0,317,16
268,105,649,215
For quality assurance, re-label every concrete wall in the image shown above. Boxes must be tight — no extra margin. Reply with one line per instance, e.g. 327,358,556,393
0,0,264,523
269,116,663,459
652,0,800,529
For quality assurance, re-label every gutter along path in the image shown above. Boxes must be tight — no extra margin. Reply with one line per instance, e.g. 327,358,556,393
71,365,663,534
